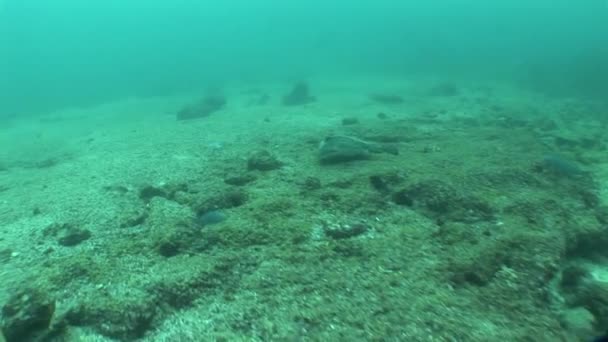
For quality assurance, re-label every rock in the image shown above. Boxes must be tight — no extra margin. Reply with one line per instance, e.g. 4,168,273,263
58,227,92,247
377,112,388,119
341,117,359,125
176,95,226,120
318,136,398,164
1,288,56,342
42,223,92,247
224,174,257,186
282,81,315,106
392,180,494,223
247,150,283,171
195,189,248,214
324,222,368,240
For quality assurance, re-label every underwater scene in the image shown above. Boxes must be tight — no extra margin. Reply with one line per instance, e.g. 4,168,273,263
1,1,608,341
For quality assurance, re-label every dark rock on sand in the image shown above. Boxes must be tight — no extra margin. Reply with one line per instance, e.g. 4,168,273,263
318,135,399,164
58,227,92,247
324,222,368,240
247,150,283,171
176,95,226,120
1,288,57,342
224,173,257,186
341,117,359,125
393,180,494,223
282,81,315,106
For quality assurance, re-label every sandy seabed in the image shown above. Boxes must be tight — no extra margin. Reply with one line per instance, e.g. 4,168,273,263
1,75,608,341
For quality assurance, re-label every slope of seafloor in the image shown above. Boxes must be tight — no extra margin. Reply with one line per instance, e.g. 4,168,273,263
1,75,608,341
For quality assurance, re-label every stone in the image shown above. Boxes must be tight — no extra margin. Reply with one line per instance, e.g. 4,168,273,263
176,95,226,120
318,136,398,164
247,150,283,171
282,81,315,106
1,289,56,341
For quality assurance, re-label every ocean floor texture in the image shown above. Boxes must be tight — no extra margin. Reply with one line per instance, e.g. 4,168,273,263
1,76,608,341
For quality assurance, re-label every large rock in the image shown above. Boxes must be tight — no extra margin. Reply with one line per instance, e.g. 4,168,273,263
176,95,226,120
318,135,398,164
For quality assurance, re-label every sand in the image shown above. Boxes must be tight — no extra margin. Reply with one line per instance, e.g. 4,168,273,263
1,75,607,341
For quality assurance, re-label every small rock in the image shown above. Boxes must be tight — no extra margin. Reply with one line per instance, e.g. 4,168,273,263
1,289,56,341
341,117,359,126
324,222,368,239
224,174,257,186
247,150,283,171
176,95,226,120
319,136,397,164
282,81,315,106
58,228,92,247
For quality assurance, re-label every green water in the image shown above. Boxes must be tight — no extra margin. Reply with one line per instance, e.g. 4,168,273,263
1,1,607,115
2,1,608,341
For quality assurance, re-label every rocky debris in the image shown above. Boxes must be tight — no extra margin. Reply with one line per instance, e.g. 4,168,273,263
119,208,149,228
195,189,248,214
58,228,91,247
138,183,188,203
282,81,315,106
369,94,404,104
247,150,283,171
318,135,398,164
1,288,58,341
392,180,494,223
369,171,405,194
176,95,226,120
65,292,156,340
323,222,369,240
224,173,257,186
42,223,92,247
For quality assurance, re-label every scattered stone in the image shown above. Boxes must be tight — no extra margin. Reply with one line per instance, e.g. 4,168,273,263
247,150,283,171
195,189,248,214
324,222,368,240
318,135,398,164
138,183,188,202
58,227,92,247
139,185,167,202
369,94,404,105
224,174,257,186
176,95,226,120
341,117,359,125
42,223,92,247
120,209,149,228
282,81,315,106
393,180,494,223
1,288,56,342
